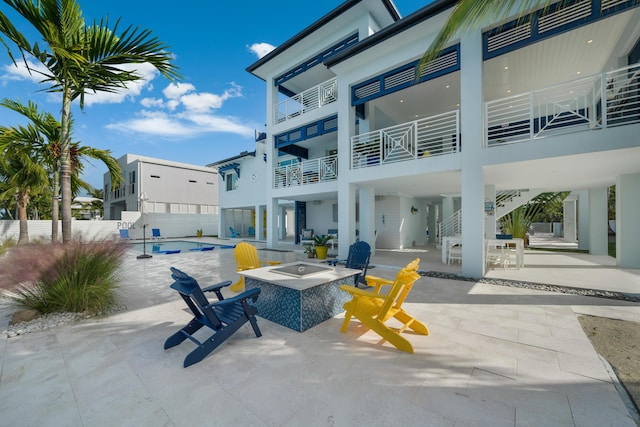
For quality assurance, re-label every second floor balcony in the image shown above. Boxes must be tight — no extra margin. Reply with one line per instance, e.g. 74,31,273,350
351,110,460,169
273,155,338,189
485,63,640,146
273,78,338,125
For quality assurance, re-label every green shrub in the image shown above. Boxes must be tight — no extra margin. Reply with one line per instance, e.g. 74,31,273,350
1,240,126,315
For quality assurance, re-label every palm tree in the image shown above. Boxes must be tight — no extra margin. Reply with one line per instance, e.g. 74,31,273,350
419,0,560,67
1,98,122,241
0,126,49,243
0,0,179,243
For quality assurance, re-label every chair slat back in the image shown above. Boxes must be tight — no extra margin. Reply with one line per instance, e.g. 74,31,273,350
234,242,261,271
170,267,222,329
378,258,421,319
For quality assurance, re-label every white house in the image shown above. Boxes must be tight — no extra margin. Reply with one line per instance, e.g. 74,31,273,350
103,154,219,238
222,0,640,277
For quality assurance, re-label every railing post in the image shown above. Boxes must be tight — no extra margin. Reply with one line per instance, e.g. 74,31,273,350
529,92,535,139
601,72,608,129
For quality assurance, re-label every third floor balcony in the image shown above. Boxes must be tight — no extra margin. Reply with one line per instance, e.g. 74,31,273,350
273,78,338,125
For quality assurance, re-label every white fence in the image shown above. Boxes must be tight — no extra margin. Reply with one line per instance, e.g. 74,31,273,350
0,212,219,242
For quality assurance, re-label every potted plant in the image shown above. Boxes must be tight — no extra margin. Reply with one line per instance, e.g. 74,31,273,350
196,229,203,238
313,234,331,259
304,244,316,258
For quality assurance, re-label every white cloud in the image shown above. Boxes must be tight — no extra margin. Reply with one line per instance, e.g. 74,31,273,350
248,42,276,59
1,59,50,84
163,82,195,99
140,97,165,108
83,63,158,106
180,83,243,112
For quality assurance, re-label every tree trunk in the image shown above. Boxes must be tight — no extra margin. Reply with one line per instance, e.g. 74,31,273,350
60,90,72,243
51,168,59,242
16,189,30,244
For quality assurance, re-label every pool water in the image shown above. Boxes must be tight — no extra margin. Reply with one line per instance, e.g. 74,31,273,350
129,240,234,254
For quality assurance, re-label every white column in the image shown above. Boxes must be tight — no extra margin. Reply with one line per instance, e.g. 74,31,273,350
459,30,485,277
576,190,589,250
484,184,496,238
617,173,640,268
265,77,277,248
564,198,577,243
441,196,454,220
427,203,437,244
336,76,356,259
358,186,376,255
588,188,608,255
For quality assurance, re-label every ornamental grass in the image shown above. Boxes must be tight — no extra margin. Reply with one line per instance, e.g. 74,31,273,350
0,240,126,315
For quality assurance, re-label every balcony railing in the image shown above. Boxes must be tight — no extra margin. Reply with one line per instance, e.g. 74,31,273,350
273,155,338,189
485,63,640,146
273,78,338,125
351,110,460,169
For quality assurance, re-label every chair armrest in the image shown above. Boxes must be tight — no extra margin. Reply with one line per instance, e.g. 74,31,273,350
265,261,281,266
363,275,394,294
201,280,232,300
339,284,386,299
208,287,261,308
201,280,232,293
327,259,345,266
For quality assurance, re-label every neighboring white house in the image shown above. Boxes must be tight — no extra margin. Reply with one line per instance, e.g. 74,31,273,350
216,0,640,277
103,154,219,238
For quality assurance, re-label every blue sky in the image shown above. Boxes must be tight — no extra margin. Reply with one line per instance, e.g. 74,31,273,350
0,1,430,191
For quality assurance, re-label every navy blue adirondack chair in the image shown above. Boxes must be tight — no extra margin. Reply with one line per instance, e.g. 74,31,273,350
327,241,371,287
164,267,262,367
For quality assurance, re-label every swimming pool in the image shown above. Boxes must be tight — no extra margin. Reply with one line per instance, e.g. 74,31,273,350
129,240,235,254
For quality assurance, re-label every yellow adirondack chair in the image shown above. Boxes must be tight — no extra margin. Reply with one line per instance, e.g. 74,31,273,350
339,258,428,353
230,242,281,292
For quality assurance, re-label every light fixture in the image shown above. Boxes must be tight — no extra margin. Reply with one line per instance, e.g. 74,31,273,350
410,206,418,215
445,85,450,88
507,89,511,93
576,71,582,75
400,99,404,103
587,39,593,44
504,66,509,70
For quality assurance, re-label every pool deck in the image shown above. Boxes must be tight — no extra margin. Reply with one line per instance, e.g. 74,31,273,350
1,236,639,426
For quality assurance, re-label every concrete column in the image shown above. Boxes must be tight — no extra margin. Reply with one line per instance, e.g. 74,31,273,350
441,196,454,220
576,190,589,250
484,184,496,238
588,188,608,255
459,30,485,277
564,198,577,243
336,76,356,259
427,203,437,244
617,173,640,268
338,184,356,259
359,186,376,255
265,77,277,248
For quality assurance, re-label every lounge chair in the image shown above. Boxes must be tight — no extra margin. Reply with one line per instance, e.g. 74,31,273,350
229,227,241,238
327,241,371,286
119,229,130,240
300,228,314,245
164,267,262,367
230,242,281,292
151,228,164,240
339,258,428,353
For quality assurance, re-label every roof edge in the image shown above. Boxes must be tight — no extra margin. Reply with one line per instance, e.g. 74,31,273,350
325,0,457,68
246,0,400,75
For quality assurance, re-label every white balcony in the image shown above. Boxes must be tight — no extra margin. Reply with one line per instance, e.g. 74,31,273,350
273,78,338,125
273,155,338,189
485,63,640,146
351,111,460,169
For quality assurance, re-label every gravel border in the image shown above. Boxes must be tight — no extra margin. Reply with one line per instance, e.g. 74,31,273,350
422,270,640,303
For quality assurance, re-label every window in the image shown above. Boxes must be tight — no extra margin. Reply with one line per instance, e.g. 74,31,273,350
226,173,238,191
129,171,136,194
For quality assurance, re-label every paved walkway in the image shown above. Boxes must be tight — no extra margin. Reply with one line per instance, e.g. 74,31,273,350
1,238,639,426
